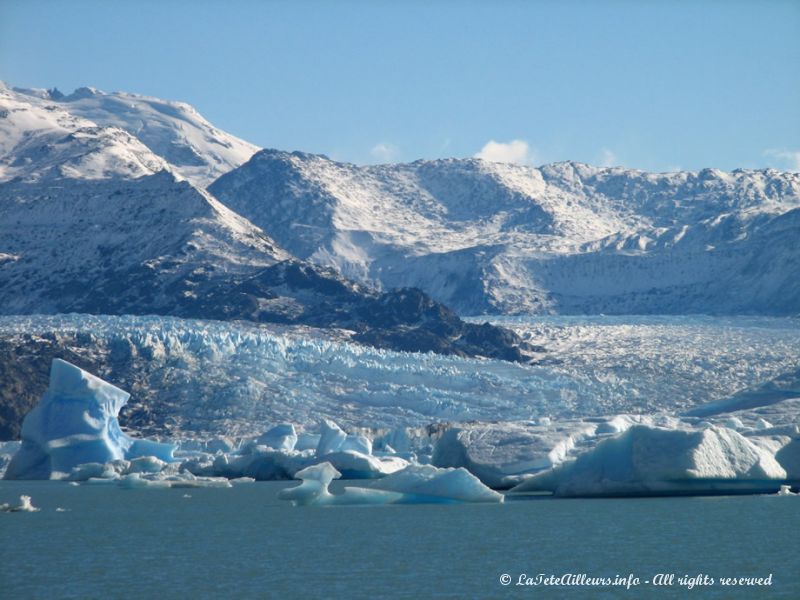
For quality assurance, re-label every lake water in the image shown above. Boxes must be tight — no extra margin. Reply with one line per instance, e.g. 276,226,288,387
1,481,797,599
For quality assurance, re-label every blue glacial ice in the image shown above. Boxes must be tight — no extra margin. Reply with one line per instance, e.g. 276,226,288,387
2,313,799,435
510,424,791,497
3,359,175,480
256,424,298,452
278,462,504,506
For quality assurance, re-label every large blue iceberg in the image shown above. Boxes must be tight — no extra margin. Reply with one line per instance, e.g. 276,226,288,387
4,359,175,480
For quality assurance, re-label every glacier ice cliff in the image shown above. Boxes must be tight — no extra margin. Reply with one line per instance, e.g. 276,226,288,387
2,314,797,440
3,359,174,480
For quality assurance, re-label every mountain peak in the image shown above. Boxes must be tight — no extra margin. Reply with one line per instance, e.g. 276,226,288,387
63,86,104,101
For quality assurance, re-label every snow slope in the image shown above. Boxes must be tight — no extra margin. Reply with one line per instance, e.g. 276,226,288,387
0,82,284,313
0,84,531,361
11,83,258,187
0,82,167,183
209,150,800,315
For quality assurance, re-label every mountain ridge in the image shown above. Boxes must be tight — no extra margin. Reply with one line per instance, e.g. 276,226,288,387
0,84,537,361
210,148,800,315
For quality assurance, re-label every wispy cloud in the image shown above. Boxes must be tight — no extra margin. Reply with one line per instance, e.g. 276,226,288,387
370,142,400,163
474,139,537,165
764,148,800,172
599,148,618,167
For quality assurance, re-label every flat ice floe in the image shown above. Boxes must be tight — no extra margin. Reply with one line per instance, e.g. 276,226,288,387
278,462,503,506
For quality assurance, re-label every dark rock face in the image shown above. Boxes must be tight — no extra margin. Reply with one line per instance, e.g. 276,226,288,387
0,174,535,364
0,335,99,440
169,265,540,360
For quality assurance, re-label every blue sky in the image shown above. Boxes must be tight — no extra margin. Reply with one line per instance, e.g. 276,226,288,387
1,0,798,172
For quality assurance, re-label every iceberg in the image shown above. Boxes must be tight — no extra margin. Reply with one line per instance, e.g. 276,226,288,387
278,462,503,506
116,472,232,489
320,451,407,479
432,421,598,488
774,433,800,480
510,425,788,497
0,495,39,512
3,359,175,480
277,462,344,506
180,435,407,481
368,464,504,503
256,424,298,452
316,419,347,456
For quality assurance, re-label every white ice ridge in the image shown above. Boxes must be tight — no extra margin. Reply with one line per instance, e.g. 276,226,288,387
3,359,175,480
278,462,504,506
510,424,793,497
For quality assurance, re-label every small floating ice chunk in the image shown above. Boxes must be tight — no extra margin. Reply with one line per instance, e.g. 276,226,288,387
0,495,40,512
230,477,256,485
116,472,232,489
67,462,121,482
278,462,341,506
776,485,796,496
126,456,167,474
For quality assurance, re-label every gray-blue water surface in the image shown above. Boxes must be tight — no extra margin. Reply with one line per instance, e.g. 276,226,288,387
1,481,797,599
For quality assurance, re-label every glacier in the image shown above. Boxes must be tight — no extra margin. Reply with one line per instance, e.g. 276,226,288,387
1,326,797,498
2,79,798,500
4,359,174,480
2,314,797,439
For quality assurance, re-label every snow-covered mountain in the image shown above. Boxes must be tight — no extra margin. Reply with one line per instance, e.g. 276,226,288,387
11,83,258,187
0,84,534,361
210,150,800,315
